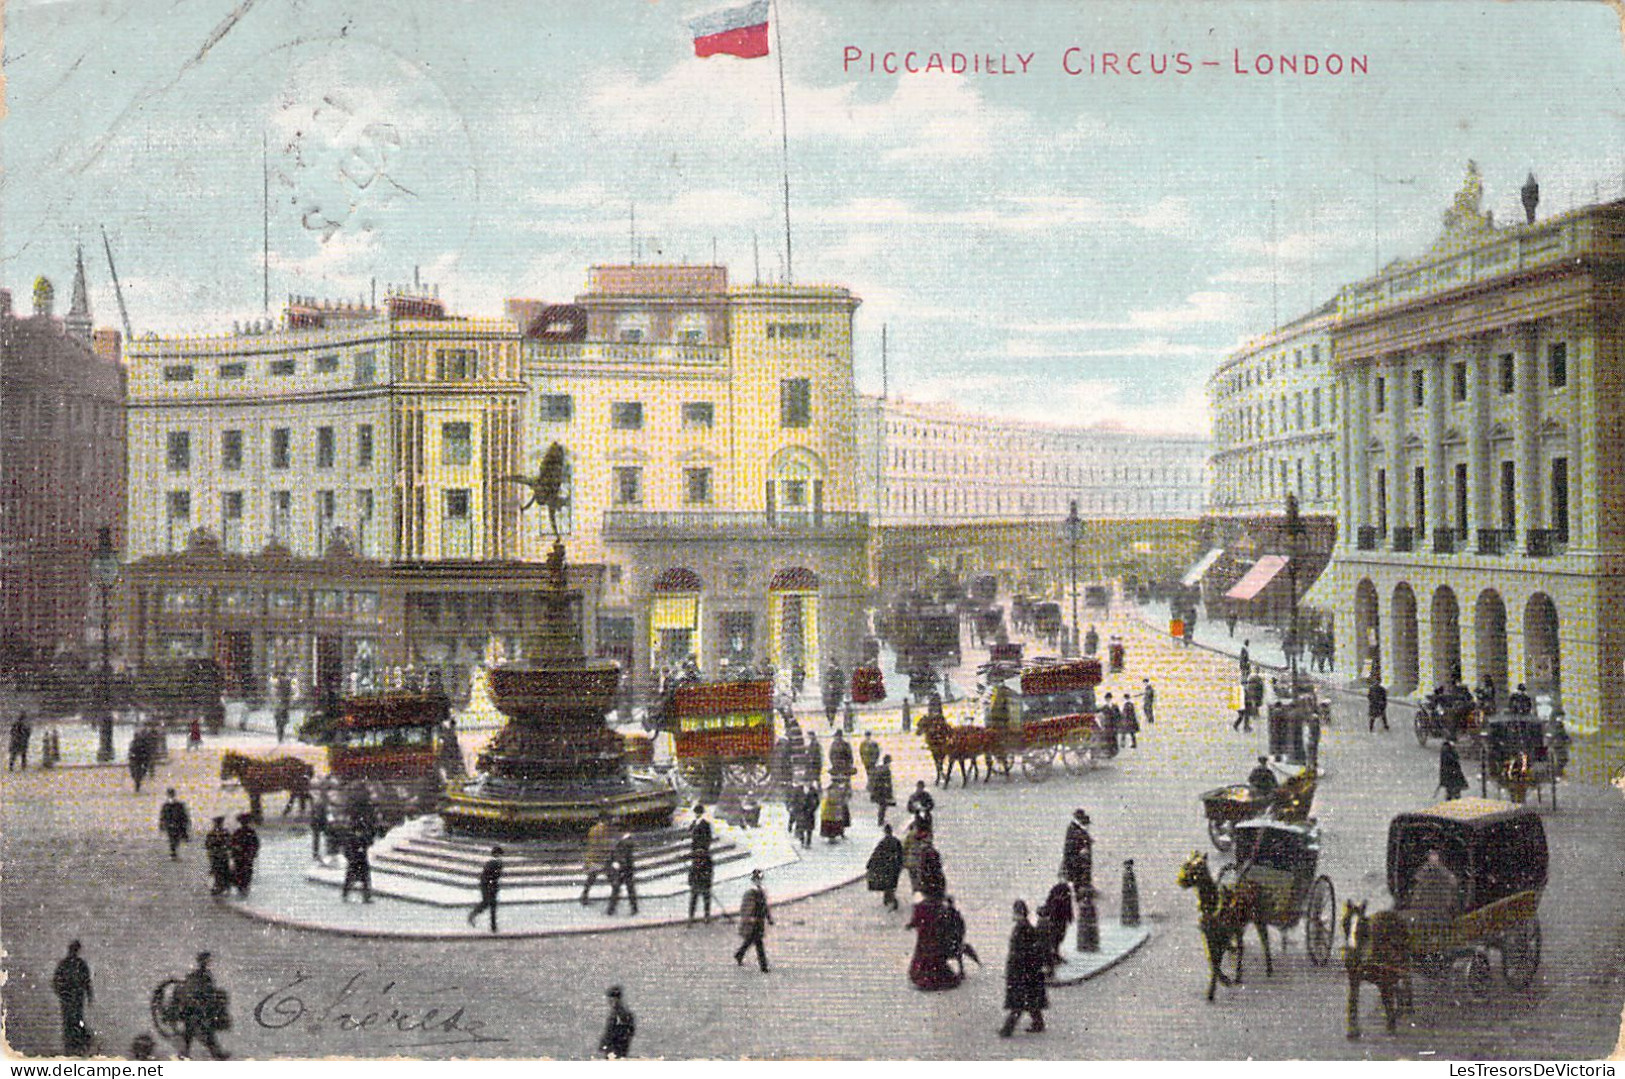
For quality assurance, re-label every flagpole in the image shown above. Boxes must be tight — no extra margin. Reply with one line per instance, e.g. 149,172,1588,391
771,0,792,282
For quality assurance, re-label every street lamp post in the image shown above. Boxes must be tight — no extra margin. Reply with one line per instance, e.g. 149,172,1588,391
1065,500,1081,657
1285,493,1303,687
90,526,121,763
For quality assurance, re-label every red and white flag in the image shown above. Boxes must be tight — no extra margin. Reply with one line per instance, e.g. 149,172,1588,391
689,0,770,59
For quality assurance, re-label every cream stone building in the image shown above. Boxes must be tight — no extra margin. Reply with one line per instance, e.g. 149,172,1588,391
1324,165,1625,733
514,266,868,691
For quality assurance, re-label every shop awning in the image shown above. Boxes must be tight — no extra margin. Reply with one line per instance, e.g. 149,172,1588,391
1180,548,1226,588
1225,555,1290,601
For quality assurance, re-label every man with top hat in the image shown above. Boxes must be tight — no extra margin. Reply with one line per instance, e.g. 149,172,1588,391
204,816,232,895
734,869,773,972
598,986,635,1059
179,951,230,1059
468,846,504,932
1061,808,1094,898
159,788,191,860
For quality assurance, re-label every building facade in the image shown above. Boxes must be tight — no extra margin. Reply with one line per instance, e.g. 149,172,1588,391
0,255,127,664
1323,166,1625,733
1200,302,1339,620
515,266,869,691
122,291,527,695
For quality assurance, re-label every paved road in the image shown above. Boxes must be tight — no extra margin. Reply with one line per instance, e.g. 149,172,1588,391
3,603,1623,1060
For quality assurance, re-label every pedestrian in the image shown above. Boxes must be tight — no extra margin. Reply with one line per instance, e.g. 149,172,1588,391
1508,683,1534,716
606,832,639,915
129,1034,158,1060
1182,618,1195,648
178,951,230,1060
866,823,905,912
9,711,31,770
468,845,504,931
942,894,981,975
823,658,845,728
598,986,635,1059
733,869,772,972
1306,702,1323,774
1083,625,1099,656
127,728,153,792
1100,692,1120,746
1240,640,1252,679
906,780,935,833
52,940,94,1056
1369,679,1390,732
274,673,292,744
916,828,947,899
1141,678,1156,725
688,816,715,925
999,900,1049,1037
1438,739,1469,801
1249,756,1279,796
827,728,855,782
869,753,895,826
188,716,203,750
229,814,259,896
580,810,616,905
859,730,881,779
204,815,232,895
310,790,330,862
906,894,962,990
819,779,852,843
159,787,191,859
1039,874,1075,966
1119,697,1139,749
1062,808,1093,897
790,783,816,848
341,826,373,903
805,731,823,786
1226,612,1238,638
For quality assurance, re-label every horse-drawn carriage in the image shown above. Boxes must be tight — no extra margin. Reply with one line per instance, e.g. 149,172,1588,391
660,677,775,795
1343,798,1546,1037
1199,762,1317,851
1478,715,1566,806
986,657,1109,781
1415,688,1487,747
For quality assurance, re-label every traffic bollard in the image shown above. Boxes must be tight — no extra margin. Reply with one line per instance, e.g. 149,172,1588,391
1121,858,1140,927
901,699,911,733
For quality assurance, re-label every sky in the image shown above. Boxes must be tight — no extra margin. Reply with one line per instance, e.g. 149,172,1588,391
3,0,1624,435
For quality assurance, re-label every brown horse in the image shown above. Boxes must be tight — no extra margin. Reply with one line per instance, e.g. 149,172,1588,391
917,713,1010,787
1340,899,1412,1038
220,751,314,821
1177,851,1273,1001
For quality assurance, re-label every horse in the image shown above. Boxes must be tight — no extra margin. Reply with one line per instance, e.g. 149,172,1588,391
1340,899,1412,1038
917,712,1010,787
1176,850,1273,1001
220,751,314,822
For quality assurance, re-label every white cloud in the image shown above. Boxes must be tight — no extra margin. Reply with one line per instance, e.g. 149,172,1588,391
821,193,1193,235
1010,291,1243,334
998,337,1215,360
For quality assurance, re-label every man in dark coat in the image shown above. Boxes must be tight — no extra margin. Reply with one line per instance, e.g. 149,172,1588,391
866,823,905,911
467,846,504,931
1240,641,1252,679
179,952,229,1059
1438,739,1469,800
822,659,845,728
341,827,373,903
1369,680,1390,732
159,788,191,859
274,674,292,744
9,711,31,770
52,940,94,1055
606,832,638,915
310,790,330,862
805,731,823,786
1119,698,1140,749
1038,874,1075,966
858,731,881,779
1000,900,1049,1037
1083,625,1099,656
869,754,895,827
733,869,773,971
688,804,715,924
915,830,947,899
1249,756,1279,795
796,784,819,848
127,728,154,792
1141,679,1156,725
906,781,935,833
1507,683,1534,716
1061,808,1093,897
598,986,635,1059
942,894,981,975
827,729,855,782
230,814,259,896
204,816,233,896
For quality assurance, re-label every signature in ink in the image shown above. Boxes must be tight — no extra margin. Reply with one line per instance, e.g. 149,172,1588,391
255,970,509,1049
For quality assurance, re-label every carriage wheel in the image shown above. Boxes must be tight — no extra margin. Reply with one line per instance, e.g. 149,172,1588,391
1501,919,1541,989
1414,714,1429,747
1021,744,1055,782
1060,730,1097,774
1207,817,1235,852
1305,875,1336,966
150,979,186,1040
1452,949,1494,1003
724,761,771,790
676,759,708,796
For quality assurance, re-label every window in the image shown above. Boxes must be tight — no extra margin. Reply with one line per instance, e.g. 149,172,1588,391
1294,393,1305,431
166,431,191,472
1294,349,1303,368
436,349,478,380
271,428,291,469
1312,388,1322,427
1551,457,1569,540
354,351,377,385
269,358,296,376
538,394,574,422
613,467,642,505
1413,465,1425,532
1412,368,1425,407
435,421,472,466
316,490,337,550
223,492,243,518
1499,353,1515,394
1500,461,1517,532
1455,463,1469,535
222,491,243,552
163,364,194,382
682,402,715,428
684,467,713,505
357,425,374,469
1312,344,1321,364
1376,469,1388,533
222,430,243,471
782,479,807,508
270,491,292,545
780,378,812,428
356,489,375,557
678,327,705,345
1375,376,1386,413
611,402,644,430
316,426,335,469
315,353,340,374
443,489,470,519
218,362,247,380
441,490,471,557
1548,342,1567,388
1452,361,1468,402
767,322,822,340
166,490,191,551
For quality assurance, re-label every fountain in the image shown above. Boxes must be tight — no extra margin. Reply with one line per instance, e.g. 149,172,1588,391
439,445,678,837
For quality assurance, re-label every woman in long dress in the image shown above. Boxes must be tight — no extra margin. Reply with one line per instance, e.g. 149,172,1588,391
906,896,963,991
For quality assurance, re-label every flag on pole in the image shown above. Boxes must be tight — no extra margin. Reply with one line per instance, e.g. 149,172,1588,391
690,0,770,59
